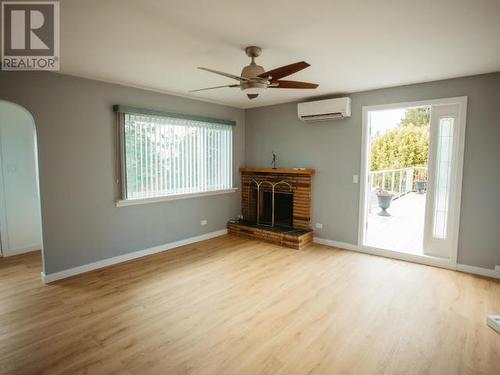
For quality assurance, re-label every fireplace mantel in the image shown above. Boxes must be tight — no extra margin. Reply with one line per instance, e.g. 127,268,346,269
239,167,315,175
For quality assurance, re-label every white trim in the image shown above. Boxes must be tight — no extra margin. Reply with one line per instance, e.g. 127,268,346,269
358,96,467,267
360,96,468,112
314,237,454,270
2,243,40,257
313,237,359,251
0,132,7,257
41,229,228,283
456,264,500,279
357,105,370,249
116,188,238,207
314,237,500,279
450,98,467,265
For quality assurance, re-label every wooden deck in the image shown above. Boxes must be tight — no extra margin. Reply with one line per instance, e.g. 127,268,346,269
366,192,426,254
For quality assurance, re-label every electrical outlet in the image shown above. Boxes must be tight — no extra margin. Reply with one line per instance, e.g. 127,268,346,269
315,223,323,229
201,220,207,226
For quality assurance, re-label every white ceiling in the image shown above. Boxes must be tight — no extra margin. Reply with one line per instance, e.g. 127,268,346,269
60,0,500,109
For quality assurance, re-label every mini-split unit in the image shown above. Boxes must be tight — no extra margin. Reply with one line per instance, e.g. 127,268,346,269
298,97,351,122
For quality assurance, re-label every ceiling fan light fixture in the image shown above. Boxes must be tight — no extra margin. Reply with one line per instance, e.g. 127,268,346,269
240,81,267,95
242,87,266,95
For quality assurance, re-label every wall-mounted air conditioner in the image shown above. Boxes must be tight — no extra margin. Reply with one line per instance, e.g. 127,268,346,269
298,97,351,122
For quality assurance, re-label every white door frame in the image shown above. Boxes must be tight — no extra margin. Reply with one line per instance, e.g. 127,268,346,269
358,96,467,268
0,140,6,257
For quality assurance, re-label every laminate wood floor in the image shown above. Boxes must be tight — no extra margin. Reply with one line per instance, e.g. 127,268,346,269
1,235,499,375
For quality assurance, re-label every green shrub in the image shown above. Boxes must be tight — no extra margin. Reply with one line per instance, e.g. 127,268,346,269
371,108,430,171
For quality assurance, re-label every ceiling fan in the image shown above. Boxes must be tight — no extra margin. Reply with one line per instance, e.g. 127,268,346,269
190,46,319,100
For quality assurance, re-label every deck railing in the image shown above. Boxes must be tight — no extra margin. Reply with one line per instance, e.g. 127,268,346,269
369,166,428,199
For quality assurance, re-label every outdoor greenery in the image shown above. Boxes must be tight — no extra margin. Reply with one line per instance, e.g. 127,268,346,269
398,107,430,128
370,108,430,171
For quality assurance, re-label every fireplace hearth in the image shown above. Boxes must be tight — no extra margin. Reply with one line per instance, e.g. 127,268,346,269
228,167,315,249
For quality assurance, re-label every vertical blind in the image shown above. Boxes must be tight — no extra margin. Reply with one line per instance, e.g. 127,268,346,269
122,113,233,200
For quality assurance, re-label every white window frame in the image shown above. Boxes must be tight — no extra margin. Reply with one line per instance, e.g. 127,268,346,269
115,107,237,207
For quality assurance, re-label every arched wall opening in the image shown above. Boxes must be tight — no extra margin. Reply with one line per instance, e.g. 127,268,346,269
0,100,44,271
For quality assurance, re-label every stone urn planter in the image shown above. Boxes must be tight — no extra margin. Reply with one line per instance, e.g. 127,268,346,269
376,189,394,216
416,179,427,194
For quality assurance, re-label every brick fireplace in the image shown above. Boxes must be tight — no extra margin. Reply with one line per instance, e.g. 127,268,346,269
228,168,315,249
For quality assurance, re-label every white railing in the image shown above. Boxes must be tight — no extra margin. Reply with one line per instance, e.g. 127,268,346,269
369,166,427,199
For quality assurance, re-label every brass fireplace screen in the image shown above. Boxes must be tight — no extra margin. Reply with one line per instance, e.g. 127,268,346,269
248,179,293,228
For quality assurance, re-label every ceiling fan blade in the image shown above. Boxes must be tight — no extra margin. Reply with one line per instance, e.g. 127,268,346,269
190,84,240,92
198,67,249,82
269,80,319,89
247,94,258,99
258,61,310,81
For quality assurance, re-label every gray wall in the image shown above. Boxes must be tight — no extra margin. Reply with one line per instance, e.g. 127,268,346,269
245,72,500,269
1,71,498,273
0,72,245,274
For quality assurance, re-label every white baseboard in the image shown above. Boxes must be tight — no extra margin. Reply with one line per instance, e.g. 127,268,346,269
313,237,359,252
313,237,500,279
2,244,41,257
41,229,228,284
456,264,500,279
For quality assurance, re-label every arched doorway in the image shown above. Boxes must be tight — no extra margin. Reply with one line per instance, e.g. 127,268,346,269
0,100,43,266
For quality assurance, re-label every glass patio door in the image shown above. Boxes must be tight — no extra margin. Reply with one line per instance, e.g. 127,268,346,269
423,104,462,258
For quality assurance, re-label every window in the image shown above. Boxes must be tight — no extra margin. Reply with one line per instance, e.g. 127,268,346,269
432,116,454,239
117,108,234,202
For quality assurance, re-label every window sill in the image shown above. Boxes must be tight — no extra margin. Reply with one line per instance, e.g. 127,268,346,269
116,188,239,207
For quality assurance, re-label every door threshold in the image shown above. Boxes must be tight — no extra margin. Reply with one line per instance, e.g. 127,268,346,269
314,237,455,271
357,244,455,270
